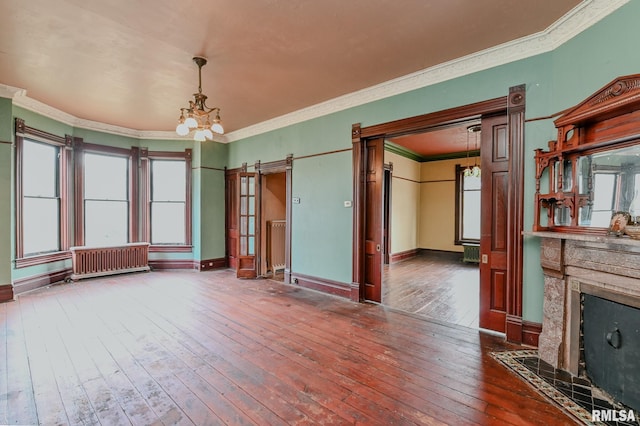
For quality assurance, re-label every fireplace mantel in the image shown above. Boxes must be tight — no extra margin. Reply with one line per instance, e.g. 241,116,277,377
526,231,640,375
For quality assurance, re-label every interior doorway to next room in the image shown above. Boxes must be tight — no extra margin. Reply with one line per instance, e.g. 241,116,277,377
260,172,287,280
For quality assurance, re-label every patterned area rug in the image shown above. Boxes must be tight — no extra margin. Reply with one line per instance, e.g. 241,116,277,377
491,350,639,426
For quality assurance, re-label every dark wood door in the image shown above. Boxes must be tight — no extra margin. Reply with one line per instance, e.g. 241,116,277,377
237,172,257,279
225,170,239,269
383,166,392,265
364,138,384,302
479,115,509,332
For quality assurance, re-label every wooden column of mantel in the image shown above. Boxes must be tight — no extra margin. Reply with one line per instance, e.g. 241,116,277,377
524,231,640,374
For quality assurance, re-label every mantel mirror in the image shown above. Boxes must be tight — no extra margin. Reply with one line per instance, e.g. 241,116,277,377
534,74,640,234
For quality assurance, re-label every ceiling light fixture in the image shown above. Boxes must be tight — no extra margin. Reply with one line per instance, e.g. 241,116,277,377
176,56,224,141
464,124,481,178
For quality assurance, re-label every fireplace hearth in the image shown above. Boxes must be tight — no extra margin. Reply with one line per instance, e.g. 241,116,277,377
528,232,640,413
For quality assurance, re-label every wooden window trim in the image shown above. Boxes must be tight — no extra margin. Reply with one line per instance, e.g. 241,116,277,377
74,140,136,246
144,149,193,251
454,164,481,245
14,118,71,268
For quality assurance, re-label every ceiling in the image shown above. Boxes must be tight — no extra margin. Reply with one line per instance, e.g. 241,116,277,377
0,0,583,140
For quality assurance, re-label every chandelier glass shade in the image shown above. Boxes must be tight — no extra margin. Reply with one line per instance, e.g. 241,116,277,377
176,56,224,141
463,124,481,178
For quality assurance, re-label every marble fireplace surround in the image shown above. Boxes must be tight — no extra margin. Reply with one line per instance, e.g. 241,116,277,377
529,231,640,376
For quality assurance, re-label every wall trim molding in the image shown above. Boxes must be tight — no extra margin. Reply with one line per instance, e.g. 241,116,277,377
149,258,226,271
12,268,72,297
149,259,198,270
199,258,227,271
522,320,542,348
389,248,421,263
290,273,352,299
0,284,14,303
0,0,627,143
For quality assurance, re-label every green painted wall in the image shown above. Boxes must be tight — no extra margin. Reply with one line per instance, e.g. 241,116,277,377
197,141,228,261
228,1,640,323
0,98,12,286
228,54,551,290
291,151,352,282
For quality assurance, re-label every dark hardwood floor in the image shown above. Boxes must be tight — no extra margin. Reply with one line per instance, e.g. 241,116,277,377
0,269,575,425
383,251,480,329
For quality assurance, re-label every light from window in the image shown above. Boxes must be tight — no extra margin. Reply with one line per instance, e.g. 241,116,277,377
22,140,60,255
461,174,481,240
151,160,186,244
84,153,129,246
591,173,615,227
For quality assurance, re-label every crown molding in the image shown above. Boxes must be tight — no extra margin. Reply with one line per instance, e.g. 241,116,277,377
9,92,224,142
225,0,628,142
0,84,26,99
1,0,628,144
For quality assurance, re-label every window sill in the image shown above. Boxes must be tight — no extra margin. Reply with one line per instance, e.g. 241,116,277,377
455,240,480,246
15,251,71,268
149,245,193,253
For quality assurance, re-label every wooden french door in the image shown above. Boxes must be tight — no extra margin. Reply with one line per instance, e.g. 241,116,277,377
479,114,509,332
363,138,384,302
225,170,239,269
237,172,257,278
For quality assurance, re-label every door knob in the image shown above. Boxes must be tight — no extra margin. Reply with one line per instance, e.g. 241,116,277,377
376,244,381,252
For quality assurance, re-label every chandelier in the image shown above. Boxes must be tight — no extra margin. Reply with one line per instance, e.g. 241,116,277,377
463,124,481,178
176,56,224,141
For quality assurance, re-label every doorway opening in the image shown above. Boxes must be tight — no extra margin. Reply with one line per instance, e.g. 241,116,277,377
352,88,526,342
381,121,481,328
260,172,287,281
225,156,293,282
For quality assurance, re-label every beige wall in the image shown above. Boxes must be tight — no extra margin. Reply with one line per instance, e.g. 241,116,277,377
386,151,480,254
419,158,462,252
385,152,420,254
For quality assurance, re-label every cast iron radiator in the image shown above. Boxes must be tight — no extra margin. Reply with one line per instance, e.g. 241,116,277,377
69,242,150,281
462,243,480,263
267,220,286,272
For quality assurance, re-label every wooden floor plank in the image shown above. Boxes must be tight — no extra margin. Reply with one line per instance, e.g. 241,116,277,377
3,299,38,425
0,269,577,425
383,252,480,328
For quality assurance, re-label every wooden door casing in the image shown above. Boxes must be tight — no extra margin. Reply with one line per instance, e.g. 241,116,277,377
363,138,384,303
353,92,526,341
479,114,509,332
225,170,240,270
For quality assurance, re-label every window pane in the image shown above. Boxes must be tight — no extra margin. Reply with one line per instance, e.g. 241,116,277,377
463,175,481,191
240,236,247,255
23,197,59,254
151,160,185,201
592,174,615,211
151,203,185,244
23,140,58,197
85,200,128,246
462,190,481,240
84,153,128,200
241,176,247,195
248,236,255,255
